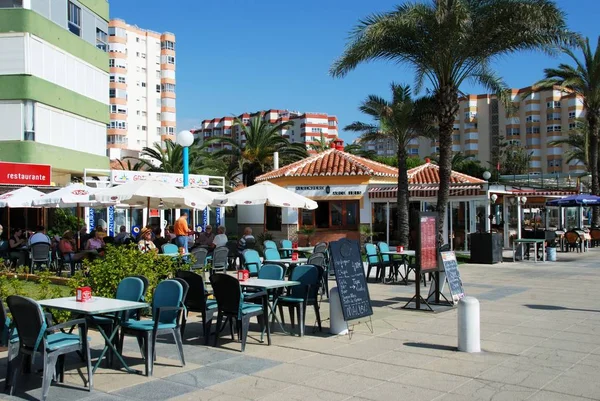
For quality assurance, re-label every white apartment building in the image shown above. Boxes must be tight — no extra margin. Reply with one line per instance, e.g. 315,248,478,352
357,87,586,175
193,109,339,152
107,18,176,160
0,0,110,183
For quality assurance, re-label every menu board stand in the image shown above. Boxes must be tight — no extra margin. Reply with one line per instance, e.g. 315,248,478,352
403,212,439,311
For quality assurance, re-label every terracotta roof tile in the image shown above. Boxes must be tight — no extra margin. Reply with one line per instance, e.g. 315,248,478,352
255,149,399,181
407,163,485,185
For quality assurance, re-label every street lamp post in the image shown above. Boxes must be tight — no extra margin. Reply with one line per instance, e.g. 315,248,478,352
176,130,195,187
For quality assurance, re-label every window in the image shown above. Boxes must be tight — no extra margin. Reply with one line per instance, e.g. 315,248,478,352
156,84,161,93
0,0,23,7
265,206,282,231
118,76,126,84
141,111,146,117
409,148,419,155
109,89,116,98
167,127,175,134
142,126,147,131
141,67,147,73
156,113,161,121
526,127,540,134
303,200,359,229
67,2,81,36
452,134,460,142
547,125,562,133
506,128,520,136
109,59,115,67
526,115,540,123
136,111,140,116
109,74,115,82
507,139,521,146
311,128,323,133
136,37,139,43
569,111,576,119
547,113,561,121
548,159,562,167
161,40,175,50
161,83,176,93
167,56,175,64
156,99,161,107
96,28,108,52
108,121,126,129
141,53,146,59
526,137,540,146
141,82,146,88
156,71,161,79
156,127,161,135
546,101,561,109
136,52,140,57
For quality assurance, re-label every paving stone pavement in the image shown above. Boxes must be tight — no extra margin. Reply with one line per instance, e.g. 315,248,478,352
2,249,600,400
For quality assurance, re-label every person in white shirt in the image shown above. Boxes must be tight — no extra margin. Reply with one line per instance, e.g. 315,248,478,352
28,226,51,246
211,226,228,248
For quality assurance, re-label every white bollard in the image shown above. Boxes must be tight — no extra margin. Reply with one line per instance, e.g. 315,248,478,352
457,296,481,353
329,287,349,335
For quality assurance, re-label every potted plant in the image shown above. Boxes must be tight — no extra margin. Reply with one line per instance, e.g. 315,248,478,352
296,226,316,246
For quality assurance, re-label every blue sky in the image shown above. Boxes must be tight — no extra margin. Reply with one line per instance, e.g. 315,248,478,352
110,0,599,143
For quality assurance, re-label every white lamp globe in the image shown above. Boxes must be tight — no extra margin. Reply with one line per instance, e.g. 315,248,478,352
490,194,498,203
521,196,528,205
483,171,492,180
176,130,195,147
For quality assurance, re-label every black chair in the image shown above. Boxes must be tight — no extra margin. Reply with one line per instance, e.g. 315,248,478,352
29,242,51,274
211,246,229,274
225,240,239,269
190,247,208,272
278,264,322,336
175,270,217,344
307,252,328,298
169,277,190,337
6,295,92,400
210,274,270,352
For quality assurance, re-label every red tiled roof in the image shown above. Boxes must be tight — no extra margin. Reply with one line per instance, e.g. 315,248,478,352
407,163,485,185
255,149,398,181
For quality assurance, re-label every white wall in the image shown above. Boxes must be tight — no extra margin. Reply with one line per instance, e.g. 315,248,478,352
0,102,24,140
35,103,107,156
0,33,108,106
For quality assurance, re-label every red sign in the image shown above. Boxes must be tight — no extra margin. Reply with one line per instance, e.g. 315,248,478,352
0,162,51,186
76,286,92,302
419,215,438,272
149,209,160,217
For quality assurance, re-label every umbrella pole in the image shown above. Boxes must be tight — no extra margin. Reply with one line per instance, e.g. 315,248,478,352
7,206,10,239
146,198,150,226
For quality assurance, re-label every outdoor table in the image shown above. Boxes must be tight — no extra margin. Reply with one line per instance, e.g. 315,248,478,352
279,247,314,253
240,278,300,334
513,239,546,263
38,296,149,375
266,258,308,264
381,250,416,284
160,252,191,257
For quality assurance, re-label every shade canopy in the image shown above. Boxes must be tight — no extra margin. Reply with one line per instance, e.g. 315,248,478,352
0,187,45,208
216,181,318,210
180,187,220,209
33,183,99,208
92,180,203,209
546,194,600,207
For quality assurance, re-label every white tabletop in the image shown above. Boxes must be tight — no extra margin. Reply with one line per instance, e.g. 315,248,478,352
240,278,300,289
160,252,191,257
382,250,416,257
38,296,149,315
266,258,308,264
279,247,314,252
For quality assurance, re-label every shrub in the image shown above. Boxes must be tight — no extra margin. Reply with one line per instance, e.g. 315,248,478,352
72,244,182,305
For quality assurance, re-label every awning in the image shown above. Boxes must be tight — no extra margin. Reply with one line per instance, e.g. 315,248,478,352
369,184,482,199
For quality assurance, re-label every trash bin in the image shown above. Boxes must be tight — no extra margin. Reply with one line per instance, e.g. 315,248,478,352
547,246,557,262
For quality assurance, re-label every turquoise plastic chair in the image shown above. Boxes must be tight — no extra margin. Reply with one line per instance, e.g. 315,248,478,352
377,242,401,281
242,249,262,277
277,264,322,336
6,295,92,400
263,240,277,250
264,248,281,261
258,264,284,280
162,243,178,254
365,243,384,282
280,239,292,258
119,280,185,376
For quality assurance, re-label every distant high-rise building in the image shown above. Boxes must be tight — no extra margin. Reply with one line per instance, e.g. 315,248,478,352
107,18,176,160
193,109,338,152
358,86,586,175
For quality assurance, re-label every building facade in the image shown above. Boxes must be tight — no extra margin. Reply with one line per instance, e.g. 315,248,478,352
107,18,176,160
358,87,586,175
193,109,338,152
0,0,110,184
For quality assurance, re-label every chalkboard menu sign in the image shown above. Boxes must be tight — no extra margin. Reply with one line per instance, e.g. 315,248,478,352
418,212,439,272
440,251,465,304
330,239,373,321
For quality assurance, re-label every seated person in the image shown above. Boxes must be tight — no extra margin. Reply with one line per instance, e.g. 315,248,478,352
211,226,228,248
114,225,131,243
9,228,27,267
237,227,255,253
28,225,51,247
195,225,215,247
85,230,105,251
153,227,169,251
165,225,176,241
137,227,157,253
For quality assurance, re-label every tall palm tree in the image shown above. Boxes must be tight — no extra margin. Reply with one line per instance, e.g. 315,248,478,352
125,140,191,173
208,116,308,186
548,119,589,171
330,0,574,243
531,37,600,225
344,83,435,246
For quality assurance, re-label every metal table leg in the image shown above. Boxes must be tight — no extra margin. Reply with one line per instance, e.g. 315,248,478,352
90,316,143,375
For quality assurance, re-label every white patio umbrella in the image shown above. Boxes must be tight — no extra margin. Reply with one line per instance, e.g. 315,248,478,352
0,187,44,208
33,183,99,208
0,187,46,236
180,187,219,208
216,181,318,209
92,181,204,222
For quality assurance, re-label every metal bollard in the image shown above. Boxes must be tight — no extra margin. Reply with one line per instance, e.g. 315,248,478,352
329,287,348,335
457,296,481,352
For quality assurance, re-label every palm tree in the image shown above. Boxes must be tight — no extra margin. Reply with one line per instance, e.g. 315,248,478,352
344,83,435,246
548,119,589,170
208,116,308,186
430,152,474,169
330,0,574,243
125,140,191,173
309,133,333,153
344,143,378,159
531,37,600,225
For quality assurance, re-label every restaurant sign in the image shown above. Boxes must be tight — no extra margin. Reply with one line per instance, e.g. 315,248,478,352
292,185,367,198
0,162,51,186
110,170,209,187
